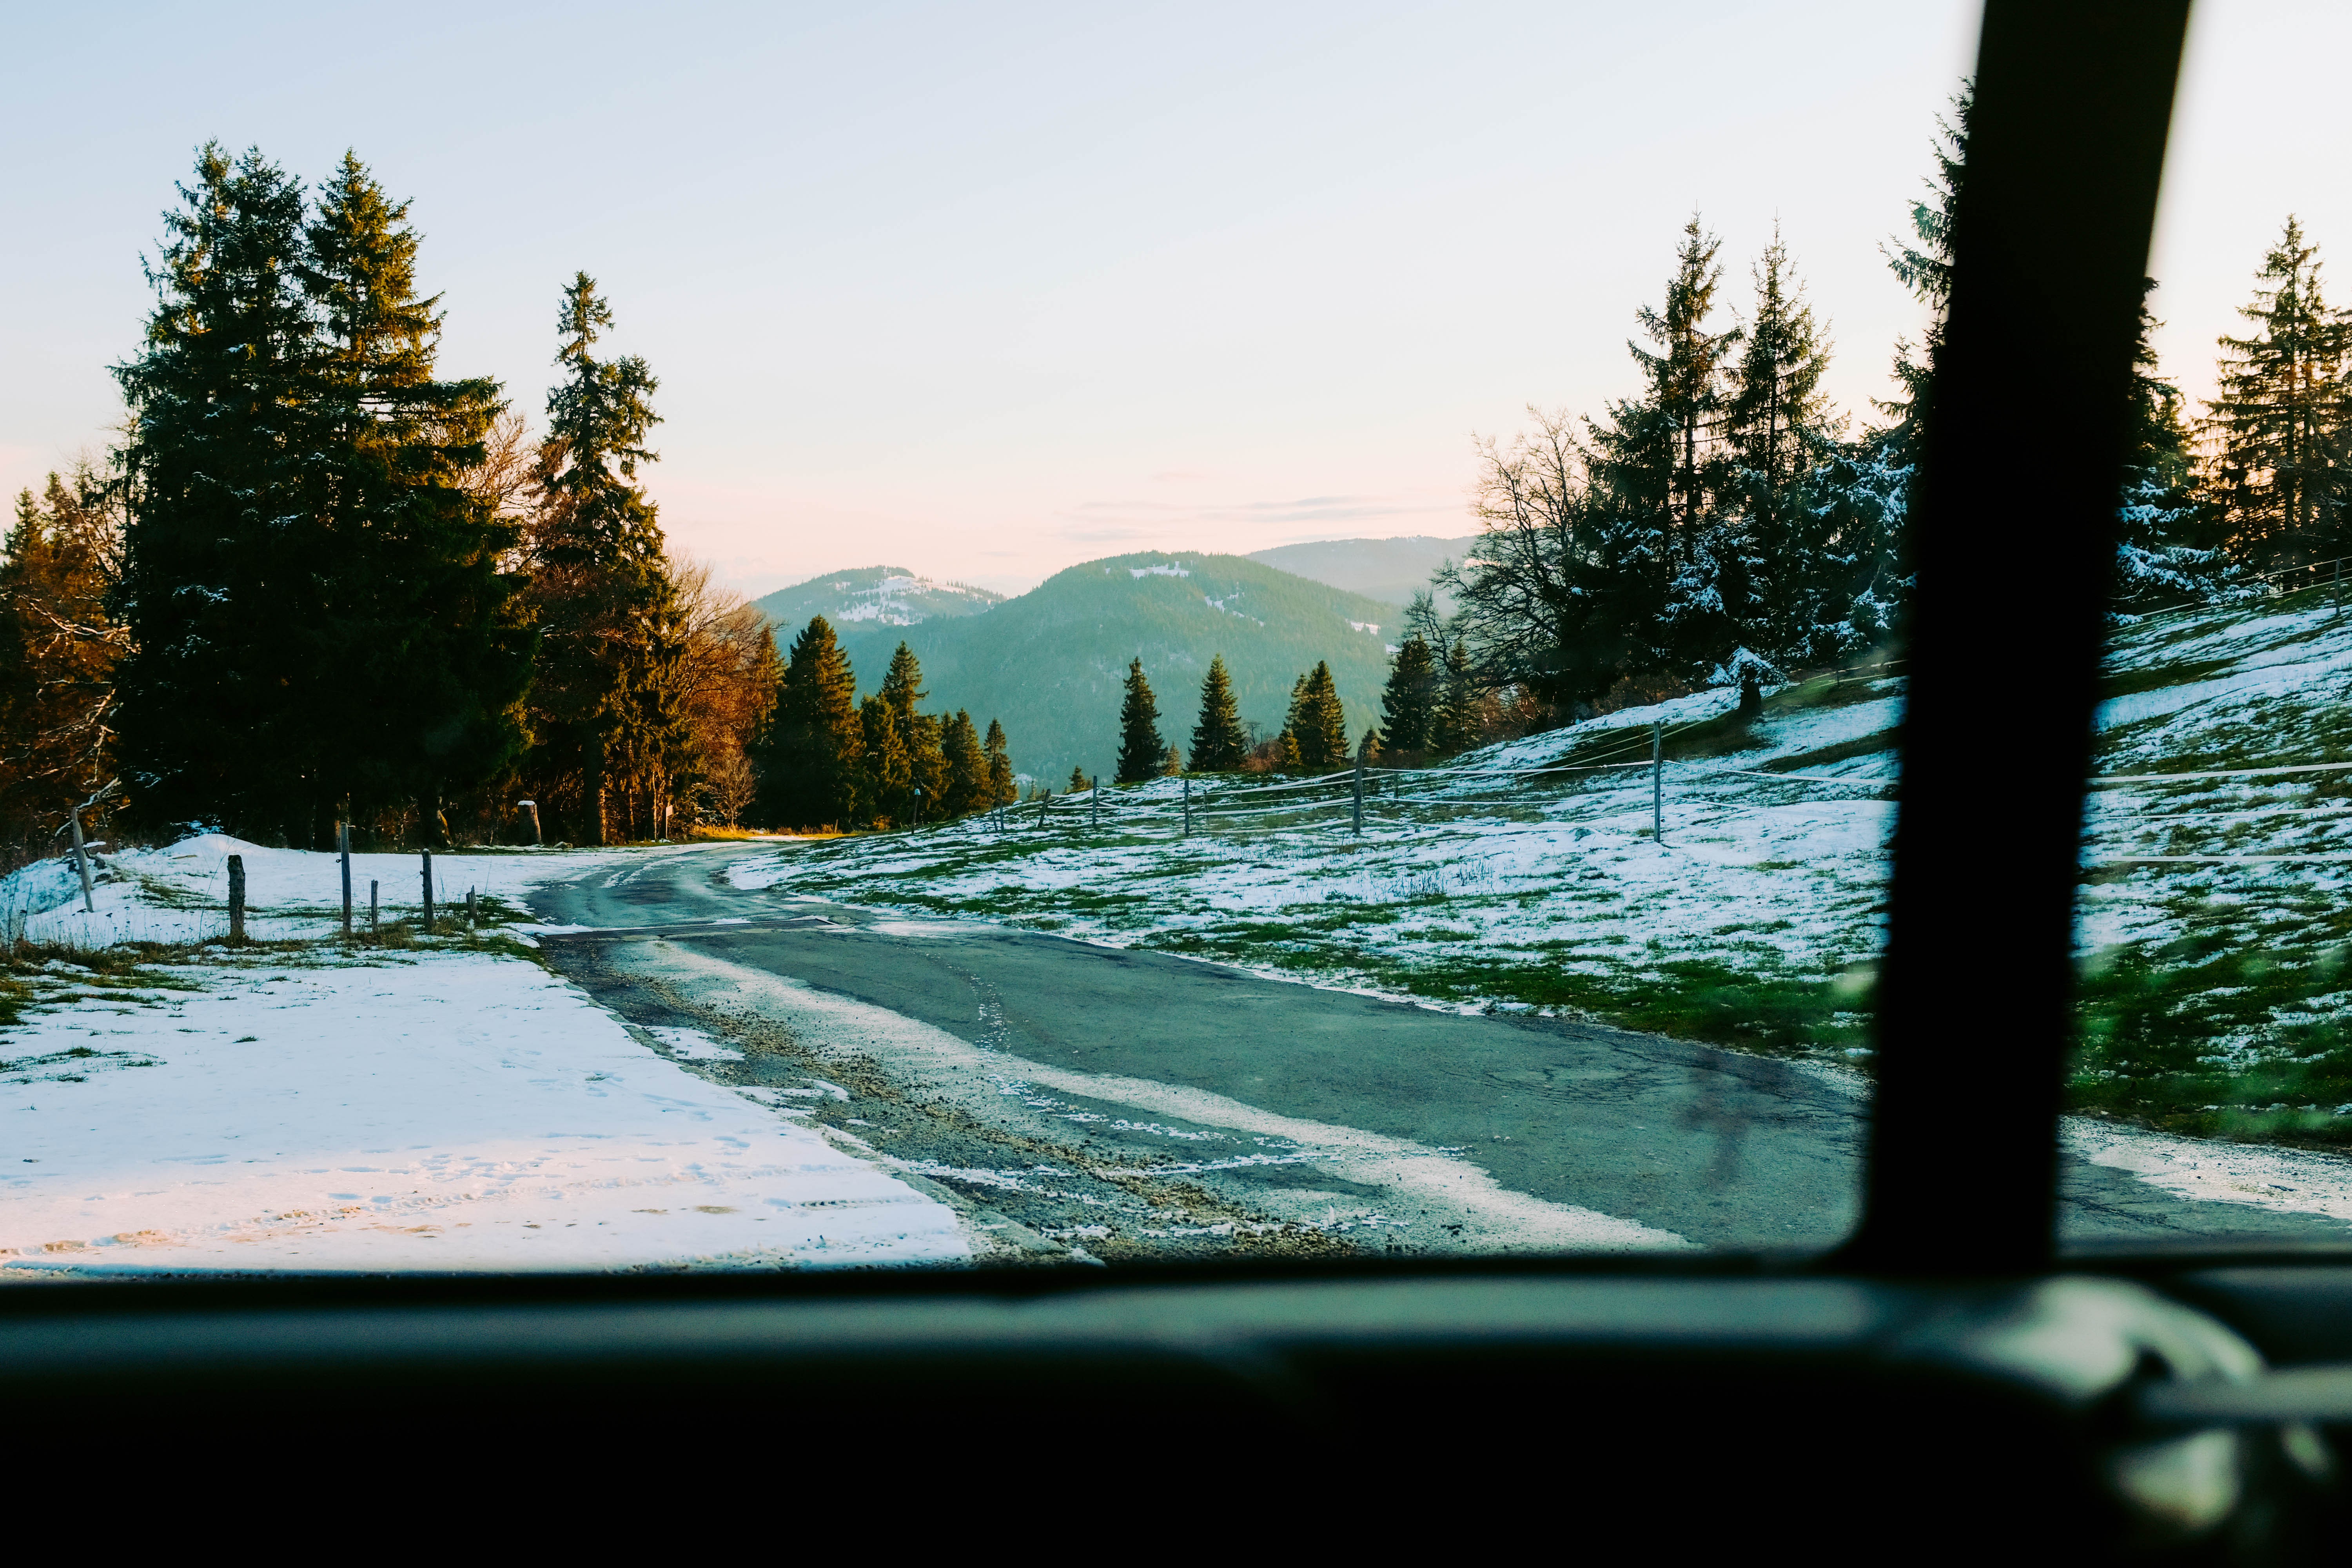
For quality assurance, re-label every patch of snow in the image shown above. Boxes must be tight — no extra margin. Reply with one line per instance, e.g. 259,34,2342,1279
0,951,965,1276
1130,563,1192,579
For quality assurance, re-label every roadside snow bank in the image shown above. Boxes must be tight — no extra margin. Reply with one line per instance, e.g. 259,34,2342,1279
0,943,966,1278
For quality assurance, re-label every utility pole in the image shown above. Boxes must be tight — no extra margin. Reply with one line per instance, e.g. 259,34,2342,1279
338,821,352,938
1651,720,1664,844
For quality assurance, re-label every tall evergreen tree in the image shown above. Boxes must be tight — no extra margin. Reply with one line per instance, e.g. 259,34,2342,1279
1068,764,1089,793
522,273,669,843
982,718,1015,806
1284,662,1348,771
112,144,319,835
1189,654,1247,771
1726,232,1843,662
299,153,532,839
2201,218,2352,568
1114,657,1165,783
875,641,944,817
939,710,988,817
2114,290,2224,606
1435,638,1480,755
1882,83,1971,452
859,693,911,824
752,615,860,828
1377,635,1439,754
1584,218,1740,679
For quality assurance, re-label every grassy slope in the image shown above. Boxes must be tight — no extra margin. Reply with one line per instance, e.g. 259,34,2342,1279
829,552,1403,786
738,581,2352,1154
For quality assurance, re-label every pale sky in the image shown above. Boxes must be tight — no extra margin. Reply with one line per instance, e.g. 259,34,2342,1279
4,2,2345,597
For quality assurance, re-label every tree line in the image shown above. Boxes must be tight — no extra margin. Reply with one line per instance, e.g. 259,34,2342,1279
1430,87,2344,728
0,144,1027,850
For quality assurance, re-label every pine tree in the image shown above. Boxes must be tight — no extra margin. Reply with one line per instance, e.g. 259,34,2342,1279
1114,657,1165,783
1189,654,1247,771
940,709,988,817
752,615,861,828
2201,217,2352,568
522,273,668,843
983,718,1015,805
1435,638,1479,754
1068,763,1089,793
112,144,319,836
0,470,121,825
1285,662,1348,771
1726,232,1843,663
1882,83,1971,451
1585,217,1740,680
2115,290,2224,606
299,153,532,839
1377,635,1438,754
859,693,911,825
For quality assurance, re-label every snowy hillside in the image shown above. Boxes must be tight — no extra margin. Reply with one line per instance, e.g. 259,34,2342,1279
728,582,2352,1186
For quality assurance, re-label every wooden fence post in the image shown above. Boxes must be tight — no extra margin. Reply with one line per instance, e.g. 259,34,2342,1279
227,854,245,944
519,798,542,846
370,879,379,941
338,821,352,938
1092,775,1100,830
468,888,477,931
1651,720,1664,844
1352,756,1364,836
68,808,95,914
421,849,434,932
1183,776,1191,837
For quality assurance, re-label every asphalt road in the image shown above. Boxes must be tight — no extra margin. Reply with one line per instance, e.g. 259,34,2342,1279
532,844,2347,1261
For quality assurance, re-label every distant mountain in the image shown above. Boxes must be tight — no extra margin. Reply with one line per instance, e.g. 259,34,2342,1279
751,566,1002,631
1246,534,1479,608
814,553,1403,788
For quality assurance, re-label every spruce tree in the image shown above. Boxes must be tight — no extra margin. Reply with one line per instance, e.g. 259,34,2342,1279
1377,635,1438,754
752,615,861,828
860,693,911,825
1726,231,1842,663
113,144,319,835
1436,638,1480,754
1114,657,1165,783
299,153,532,838
877,642,944,814
1189,654,1247,772
2114,290,2223,605
983,718,1015,805
941,709,988,816
523,274,668,843
1585,217,1740,680
1068,764,1089,793
1285,662,1348,771
2202,217,2352,567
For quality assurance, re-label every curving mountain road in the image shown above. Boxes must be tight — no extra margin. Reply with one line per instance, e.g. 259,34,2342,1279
529,844,2345,1261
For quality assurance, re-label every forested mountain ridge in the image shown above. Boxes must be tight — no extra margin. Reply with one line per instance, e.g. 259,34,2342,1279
751,566,1001,630
1247,534,1477,607
816,553,1398,786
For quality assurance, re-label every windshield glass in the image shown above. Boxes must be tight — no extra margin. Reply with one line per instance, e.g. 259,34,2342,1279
5,2,2337,1278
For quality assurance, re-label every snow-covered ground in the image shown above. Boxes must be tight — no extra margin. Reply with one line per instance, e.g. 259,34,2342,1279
0,838,968,1277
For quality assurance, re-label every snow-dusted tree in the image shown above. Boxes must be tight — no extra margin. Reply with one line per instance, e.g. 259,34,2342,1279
1725,231,1844,664
2201,218,2352,569
113,145,319,836
2112,292,2227,608
0,469,121,829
